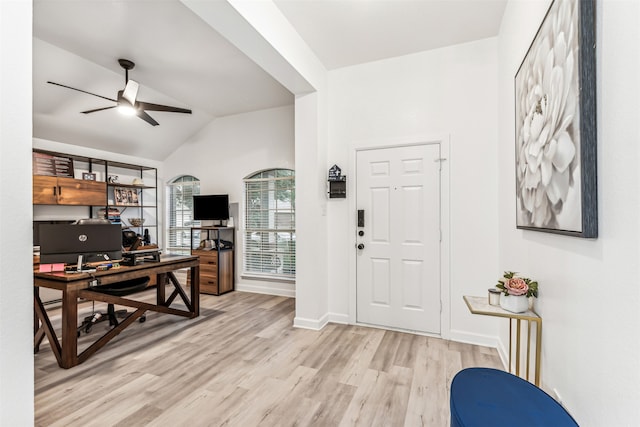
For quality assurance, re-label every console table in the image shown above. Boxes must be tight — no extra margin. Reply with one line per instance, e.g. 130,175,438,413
463,295,542,386
34,255,199,368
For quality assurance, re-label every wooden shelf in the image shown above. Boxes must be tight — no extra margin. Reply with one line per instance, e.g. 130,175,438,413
107,183,155,189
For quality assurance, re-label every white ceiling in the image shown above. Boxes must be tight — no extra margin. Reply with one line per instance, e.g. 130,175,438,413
33,0,506,161
33,0,294,160
274,0,507,70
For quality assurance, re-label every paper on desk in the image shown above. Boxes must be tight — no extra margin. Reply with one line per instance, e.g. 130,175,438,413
39,263,65,272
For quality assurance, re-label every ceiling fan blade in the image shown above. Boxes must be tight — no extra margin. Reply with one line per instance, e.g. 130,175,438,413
47,81,117,102
137,110,159,126
137,101,192,114
81,106,117,114
122,80,139,105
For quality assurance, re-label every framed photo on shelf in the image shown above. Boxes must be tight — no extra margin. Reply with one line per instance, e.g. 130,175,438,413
82,172,96,181
514,0,597,238
114,187,139,206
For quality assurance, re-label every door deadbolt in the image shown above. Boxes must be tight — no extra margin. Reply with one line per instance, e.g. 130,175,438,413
358,230,364,236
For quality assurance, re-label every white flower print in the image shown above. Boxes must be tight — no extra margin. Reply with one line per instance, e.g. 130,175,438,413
515,0,581,230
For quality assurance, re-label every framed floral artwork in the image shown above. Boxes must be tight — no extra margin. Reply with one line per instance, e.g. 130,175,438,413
514,0,597,238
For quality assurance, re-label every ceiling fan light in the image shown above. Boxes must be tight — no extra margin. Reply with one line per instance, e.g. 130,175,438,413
117,103,137,116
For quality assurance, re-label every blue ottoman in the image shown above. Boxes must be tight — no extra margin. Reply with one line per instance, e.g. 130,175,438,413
450,368,578,427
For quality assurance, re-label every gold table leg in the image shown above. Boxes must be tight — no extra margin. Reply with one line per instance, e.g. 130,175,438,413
535,320,542,386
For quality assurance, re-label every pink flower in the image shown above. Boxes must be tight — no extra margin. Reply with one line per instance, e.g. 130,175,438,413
505,278,529,296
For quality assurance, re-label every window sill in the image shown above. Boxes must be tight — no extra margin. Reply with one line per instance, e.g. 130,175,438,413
241,273,296,284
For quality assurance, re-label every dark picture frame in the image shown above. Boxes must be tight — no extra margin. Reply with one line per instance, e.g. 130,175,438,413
514,0,597,238
114,187,139,206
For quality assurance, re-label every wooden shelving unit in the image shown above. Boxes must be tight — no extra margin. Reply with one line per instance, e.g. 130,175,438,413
32,149,158,245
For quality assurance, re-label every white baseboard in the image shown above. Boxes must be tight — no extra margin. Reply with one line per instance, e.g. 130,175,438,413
328,312,349,324
494,337,509,369
235,281,295,298
294,313,329,330
449,329,508,370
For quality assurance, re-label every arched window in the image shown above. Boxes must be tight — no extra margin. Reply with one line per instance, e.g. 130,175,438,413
244,169,295,278
167,175,200,254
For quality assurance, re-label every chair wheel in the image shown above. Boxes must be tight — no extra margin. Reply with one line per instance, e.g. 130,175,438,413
85,324,92,334
139,316,146,323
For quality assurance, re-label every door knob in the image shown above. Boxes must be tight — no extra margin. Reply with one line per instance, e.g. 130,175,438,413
357,243,365,250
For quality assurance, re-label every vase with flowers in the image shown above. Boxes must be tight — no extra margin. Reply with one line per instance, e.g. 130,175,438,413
496,271,538,313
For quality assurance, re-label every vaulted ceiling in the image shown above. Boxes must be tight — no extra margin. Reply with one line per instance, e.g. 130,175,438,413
33,0,506,160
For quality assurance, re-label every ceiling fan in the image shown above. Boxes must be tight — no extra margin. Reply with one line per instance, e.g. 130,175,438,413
47,58,192,126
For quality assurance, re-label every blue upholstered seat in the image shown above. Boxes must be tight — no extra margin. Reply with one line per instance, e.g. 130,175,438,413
450,368,578,427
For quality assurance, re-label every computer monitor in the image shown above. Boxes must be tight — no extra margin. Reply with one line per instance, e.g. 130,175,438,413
33,220,75,247
39,223,122,264
193,194,230,221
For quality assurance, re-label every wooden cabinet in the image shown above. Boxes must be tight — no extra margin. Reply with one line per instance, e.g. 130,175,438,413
190,227,234,295
192,249,233,295
33,175,106,206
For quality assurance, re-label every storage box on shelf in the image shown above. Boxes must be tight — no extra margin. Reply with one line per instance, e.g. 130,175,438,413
190,227,234,295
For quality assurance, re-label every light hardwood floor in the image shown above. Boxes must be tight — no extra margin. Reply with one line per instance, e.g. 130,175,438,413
35,290,502,427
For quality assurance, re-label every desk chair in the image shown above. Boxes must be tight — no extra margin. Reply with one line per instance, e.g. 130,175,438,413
78,275,151,335
75,218,150,335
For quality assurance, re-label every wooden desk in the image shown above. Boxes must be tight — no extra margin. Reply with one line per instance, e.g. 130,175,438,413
34,255,200,369
463,295,542,386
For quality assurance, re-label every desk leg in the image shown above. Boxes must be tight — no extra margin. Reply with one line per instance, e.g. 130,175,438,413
34,288,61,363
34,287,43,351
190,265,199,317
60,288,79,369
157,273,166,305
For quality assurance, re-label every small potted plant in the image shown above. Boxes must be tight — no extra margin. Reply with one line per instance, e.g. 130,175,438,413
496,271,538,313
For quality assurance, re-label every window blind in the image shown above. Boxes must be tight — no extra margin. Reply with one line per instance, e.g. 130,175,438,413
167,175,200,255
244,169,295,278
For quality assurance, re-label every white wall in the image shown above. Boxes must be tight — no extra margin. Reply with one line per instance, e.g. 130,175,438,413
293,91,331,328
163,105,295,296
183,1,330,327
0,1,34,424
498,0,640,425
327,38,501,340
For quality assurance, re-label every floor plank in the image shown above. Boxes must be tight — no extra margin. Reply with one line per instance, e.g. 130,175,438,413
35,290,502,427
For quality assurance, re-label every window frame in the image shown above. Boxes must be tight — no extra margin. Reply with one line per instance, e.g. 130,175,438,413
243,169,295,280
166,175,200,255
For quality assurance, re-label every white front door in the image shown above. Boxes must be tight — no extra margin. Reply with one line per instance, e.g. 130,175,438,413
356,144,441,334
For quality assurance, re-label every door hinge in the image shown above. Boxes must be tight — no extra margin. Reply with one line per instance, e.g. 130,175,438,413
434,157,447,171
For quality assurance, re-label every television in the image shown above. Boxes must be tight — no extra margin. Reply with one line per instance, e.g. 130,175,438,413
39,223,122,264
193,194,230,221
